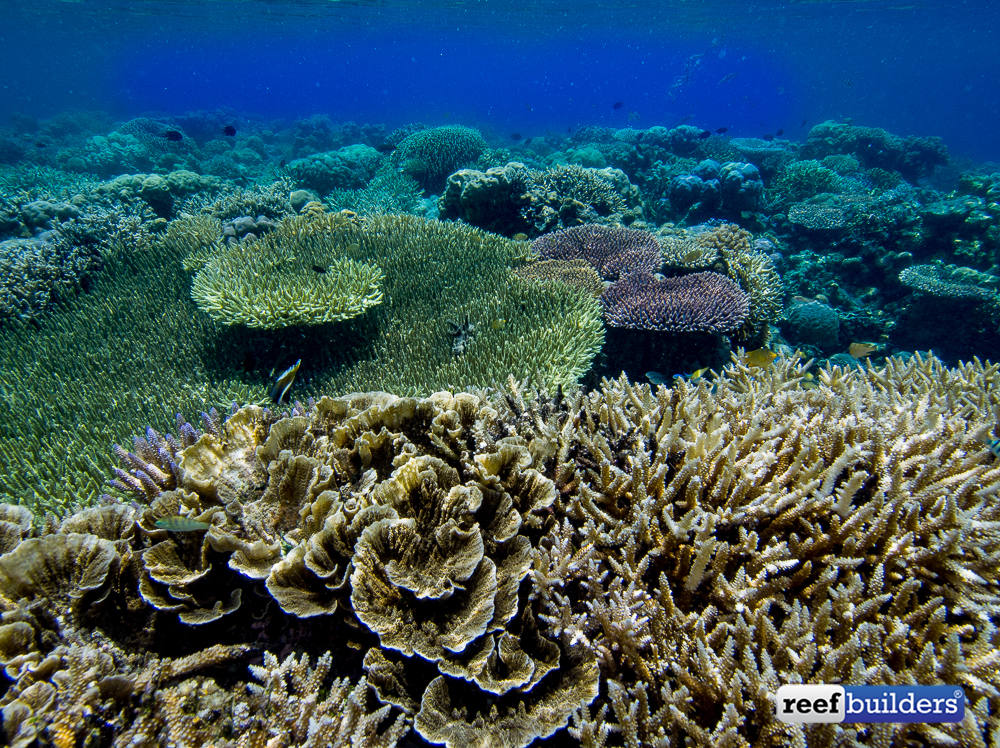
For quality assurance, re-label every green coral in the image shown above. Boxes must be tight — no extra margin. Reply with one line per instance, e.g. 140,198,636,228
190,216,385,328
306,214,603,394
325,164,422,216
0,233,267,517
395,126,487,191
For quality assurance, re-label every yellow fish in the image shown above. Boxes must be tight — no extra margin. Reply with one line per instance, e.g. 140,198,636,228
490,318,507,330
270,359,301,403
848,342,878,359
743,348,778,368
155,516,210,532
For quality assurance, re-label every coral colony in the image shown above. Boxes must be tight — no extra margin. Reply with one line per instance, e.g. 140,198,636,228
0,115,999,745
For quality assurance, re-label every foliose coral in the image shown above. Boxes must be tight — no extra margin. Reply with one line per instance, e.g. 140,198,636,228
899,263,998,301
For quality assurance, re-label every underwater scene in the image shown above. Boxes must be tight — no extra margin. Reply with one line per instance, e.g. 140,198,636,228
1,0,1000,745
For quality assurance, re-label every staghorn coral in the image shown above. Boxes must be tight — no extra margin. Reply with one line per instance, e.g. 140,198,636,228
532,223,661,281
190,215,385,328
601,271,750,333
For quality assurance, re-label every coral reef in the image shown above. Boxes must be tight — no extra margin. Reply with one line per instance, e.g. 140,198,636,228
395,125,488,192
532,224,661,281
1,353,999,746
438,161,644,237
601,271,750,333
780,297,841,352
899,262,999,301
190,214,385,328
667,159,764,221
288,144,383,195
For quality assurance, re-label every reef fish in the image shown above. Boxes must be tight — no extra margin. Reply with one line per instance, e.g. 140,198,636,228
510,133,522,141
223,125,237,136
673,367,710,383
848,342,878,359
270,359,301,403
612,101,624,109
698,130,712,139
155,516,210,532
645,371,669,386
715,127,728,134
718,72,738,85
743,348,778,367
164,130,183,142
986,438,1000,459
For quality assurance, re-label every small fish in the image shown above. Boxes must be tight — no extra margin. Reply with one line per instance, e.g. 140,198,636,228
715,127,728,134
375,142,396,154
279,158,287,167
984,437,1000,459
718,72,738,85
164,130,183,142
523,137,533,145
155,516,210,532
848,342,878,359
311,264,327,274
510,133,522,141
761,133,775,142
490,318,507,330
801,119,807,127
844,79,854,87
676,114,694,125
682,248,703,263
775,128,784,136
34,141,47,148
698,130,712,139
443,111,451,119
674,367,711,383
646,371,669,386
612,101,624,110
628,111,640,122
270,359,301,403
222,125,237,136
743,348,778,368
800,372,820,389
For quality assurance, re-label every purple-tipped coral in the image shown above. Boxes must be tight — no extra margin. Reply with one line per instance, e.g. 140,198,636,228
601,271,750,333
108,418,202,500
533,224,661,281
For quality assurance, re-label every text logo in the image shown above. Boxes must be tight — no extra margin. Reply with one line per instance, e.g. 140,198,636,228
776,685,964,723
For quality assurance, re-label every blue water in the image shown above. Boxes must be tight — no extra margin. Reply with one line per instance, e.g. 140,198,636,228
4,0,999,163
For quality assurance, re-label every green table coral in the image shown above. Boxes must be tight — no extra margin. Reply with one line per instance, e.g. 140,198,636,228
190,216,385,328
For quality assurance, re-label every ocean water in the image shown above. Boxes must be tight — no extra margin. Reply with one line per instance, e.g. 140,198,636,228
4,2,1000,746
4,0,1000,163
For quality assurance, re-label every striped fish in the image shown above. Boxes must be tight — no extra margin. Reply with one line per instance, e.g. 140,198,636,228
269,359,301,403
154,516,211,532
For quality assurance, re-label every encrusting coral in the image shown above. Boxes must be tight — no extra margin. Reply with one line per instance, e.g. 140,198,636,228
1,352,998,746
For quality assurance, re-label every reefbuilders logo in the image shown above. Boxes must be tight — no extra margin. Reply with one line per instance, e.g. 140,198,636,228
776,685,965,723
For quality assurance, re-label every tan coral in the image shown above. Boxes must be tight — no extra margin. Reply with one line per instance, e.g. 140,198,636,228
0,533,119,619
